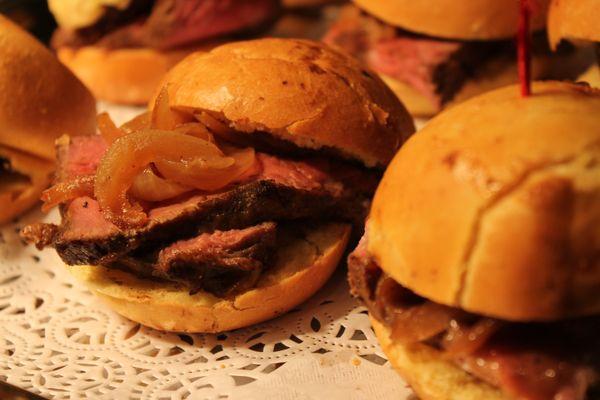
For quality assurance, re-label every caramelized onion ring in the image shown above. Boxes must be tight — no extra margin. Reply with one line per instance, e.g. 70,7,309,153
130,168,191,202
94,130,225,228
41,175,95,212
442,318,500,357
121,112,151,133
390,301,458,344
97,112,124,144
195,111,235,136
155,146,256,191
173,123,215,142
151,87,192,130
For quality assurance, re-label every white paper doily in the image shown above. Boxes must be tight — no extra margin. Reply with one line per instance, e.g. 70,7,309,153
0,103,415,399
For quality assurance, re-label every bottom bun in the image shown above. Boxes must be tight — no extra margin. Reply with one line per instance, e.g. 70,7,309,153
67,223,351,332
56,44,214,105
0,146,53,225
381,50,590,117
371,318,508,400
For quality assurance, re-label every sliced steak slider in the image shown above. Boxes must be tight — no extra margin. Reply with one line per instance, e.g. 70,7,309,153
48,0,282,104
348,81,600,400
323,0,592,116
23,38,415,333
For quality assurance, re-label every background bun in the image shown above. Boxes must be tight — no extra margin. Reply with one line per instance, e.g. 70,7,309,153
371,318,508,400
0,15,96,161
57,45,213,105
159,38,414,168
67,223,350,333
548,0,600,49
353,0,550,40
368,81,600,321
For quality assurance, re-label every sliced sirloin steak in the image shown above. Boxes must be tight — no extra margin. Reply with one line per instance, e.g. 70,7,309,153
113,222,278,296
23,134,375,266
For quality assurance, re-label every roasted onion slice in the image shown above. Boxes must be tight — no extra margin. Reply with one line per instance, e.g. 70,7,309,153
173,123,215,142
195,111,235,136
155,146,256,191
121,112,151,133
41,175,95,212
97,112,125,144
130,168,191,202
94,130,225,228
442,318,500,357
390,301,458,344
151,87,193,130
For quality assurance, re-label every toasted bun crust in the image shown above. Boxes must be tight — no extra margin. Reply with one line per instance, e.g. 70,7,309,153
371,318,508,400
57,44,214,105
368,81,600,321
0,16,96,161
352,0,550,40
159,38,414,168
380,50,589,117
548,0,600,49
0,146,54,225
67,223,350,332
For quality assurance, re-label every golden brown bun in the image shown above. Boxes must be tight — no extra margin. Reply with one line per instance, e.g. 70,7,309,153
353,0,550,40
0,146,54,225
0,16,96,161
371,318,508,400
380,49,591,117
159,38,414,168
57,44,215,105
67,223,350,332
548,0,600,49
368,81,600,321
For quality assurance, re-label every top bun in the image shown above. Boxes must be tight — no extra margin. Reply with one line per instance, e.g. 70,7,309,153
158,38,415,168
353,0,550,40
368,81,600,322
548,0,600,49
0,15,96,161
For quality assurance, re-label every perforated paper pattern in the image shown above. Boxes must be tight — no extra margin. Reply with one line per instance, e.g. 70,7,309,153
0,104,414,399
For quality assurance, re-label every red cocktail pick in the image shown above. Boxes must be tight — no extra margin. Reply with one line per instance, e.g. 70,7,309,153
518,0,534,97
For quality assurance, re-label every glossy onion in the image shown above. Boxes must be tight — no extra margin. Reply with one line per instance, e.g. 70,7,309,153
41,175,95,212
94,129,225,228
129,168,191,202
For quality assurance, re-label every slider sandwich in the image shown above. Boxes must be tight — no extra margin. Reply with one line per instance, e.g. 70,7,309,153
48,0,282,104
348,81,600,399
23,39,415,333
0,15,96,225
548,0,600,87
324,0,591,116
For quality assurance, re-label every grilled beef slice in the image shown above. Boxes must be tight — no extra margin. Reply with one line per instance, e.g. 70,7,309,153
108,222,278,296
